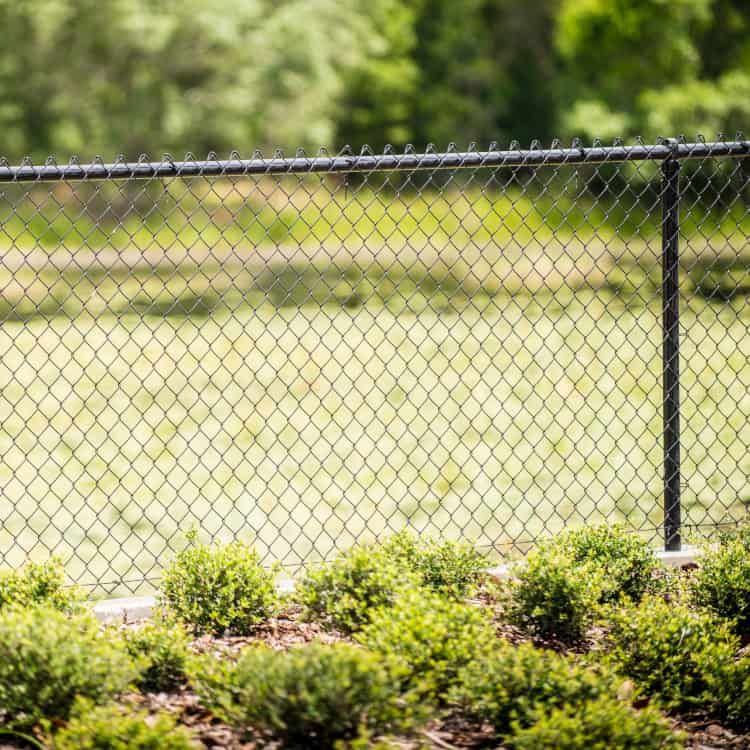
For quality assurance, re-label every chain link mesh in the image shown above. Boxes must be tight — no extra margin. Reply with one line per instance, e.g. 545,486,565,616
0,140,748,596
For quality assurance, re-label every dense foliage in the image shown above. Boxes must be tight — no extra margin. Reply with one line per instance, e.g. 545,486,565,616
690,531,750,634
0,606,138,730
1,0,747,160
0,558,83,614
159,535,278,635
122,617,191,693
508,696,684,750
711,656,750,731
356,588,495,700
501,547,604,643
603,595,738,710
0,529,735,748
191,642,406,748
49,700,198,750
381,530,487,598
296,544,416,633
552,525,661,604
450,642,622,738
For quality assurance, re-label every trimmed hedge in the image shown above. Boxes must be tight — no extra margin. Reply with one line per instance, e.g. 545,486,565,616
381,530,487,598
552,524,661,604
690,533,750,635
122,617,191,693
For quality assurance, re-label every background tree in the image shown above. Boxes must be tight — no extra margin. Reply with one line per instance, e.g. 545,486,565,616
1,0,749,158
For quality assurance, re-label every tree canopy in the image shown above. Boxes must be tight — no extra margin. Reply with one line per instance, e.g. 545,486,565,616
0,0,748,159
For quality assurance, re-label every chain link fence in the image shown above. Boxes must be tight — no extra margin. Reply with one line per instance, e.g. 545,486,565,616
0,138,749,596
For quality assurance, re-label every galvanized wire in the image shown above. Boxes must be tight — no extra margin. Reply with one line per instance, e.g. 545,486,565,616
0,138,749,596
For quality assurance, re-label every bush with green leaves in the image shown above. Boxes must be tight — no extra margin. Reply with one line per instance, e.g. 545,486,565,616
0,606,138,730
690,534,750,635
122,617,191,693
49,699,197,750
708,656,750,731
508,696,684,750
604,595,738,710
159,534,277,635
356,588,494,701
714,523,750,550
0,559,84,613
502,547,603,644
552,525,660,604
450,642,623,738
191,642,409,748
296,544,418,633
380,531,487,598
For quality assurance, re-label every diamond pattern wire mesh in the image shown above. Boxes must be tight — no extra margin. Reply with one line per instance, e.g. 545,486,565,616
0,140,748,596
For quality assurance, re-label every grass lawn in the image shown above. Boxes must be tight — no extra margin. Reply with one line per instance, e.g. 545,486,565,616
0,173,748,595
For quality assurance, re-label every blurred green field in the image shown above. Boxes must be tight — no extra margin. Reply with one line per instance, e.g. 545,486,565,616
1,174,749,595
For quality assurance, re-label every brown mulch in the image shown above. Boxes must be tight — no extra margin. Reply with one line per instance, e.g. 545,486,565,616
116,604,348,652
126,690,253,750
190,606,349,656
675,714,750,749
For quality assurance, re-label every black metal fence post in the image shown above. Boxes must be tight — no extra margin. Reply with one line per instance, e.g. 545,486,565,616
662,147,682,551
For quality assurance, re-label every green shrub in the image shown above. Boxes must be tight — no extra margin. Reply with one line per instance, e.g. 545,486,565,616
604,595,738,710
502,547,603,643
715,523,750,550
122,617,190,693
450,642,622,738
356,588,494,700
296,545,417,633
191,642,408,748
0,606,138,730
381,530,487,598
553,525,660,604
690,535,750,635
49,699,197,750
508,696,684,750
706,656,750,731
159,534,277,635
0,559,83,613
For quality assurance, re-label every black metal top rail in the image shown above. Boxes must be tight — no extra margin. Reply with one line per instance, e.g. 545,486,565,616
1,141,750,183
